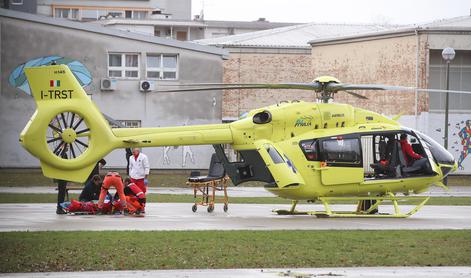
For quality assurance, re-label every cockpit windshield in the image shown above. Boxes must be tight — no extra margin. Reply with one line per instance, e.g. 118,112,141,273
415,131,455,165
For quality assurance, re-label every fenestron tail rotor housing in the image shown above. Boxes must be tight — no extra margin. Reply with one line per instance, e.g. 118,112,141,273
46,112,90,159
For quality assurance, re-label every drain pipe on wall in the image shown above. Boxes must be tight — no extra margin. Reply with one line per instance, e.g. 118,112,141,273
415,28,420,131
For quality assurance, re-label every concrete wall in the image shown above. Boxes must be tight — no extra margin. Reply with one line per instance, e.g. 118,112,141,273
222,50,313,119
0,15,224,169
311,34,429,115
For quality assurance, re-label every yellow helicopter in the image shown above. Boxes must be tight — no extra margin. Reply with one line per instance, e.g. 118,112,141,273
20,65,468,218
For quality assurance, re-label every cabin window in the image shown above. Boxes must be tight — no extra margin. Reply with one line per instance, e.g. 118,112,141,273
265,145,284,164
321,137,362,166
300,139,319,161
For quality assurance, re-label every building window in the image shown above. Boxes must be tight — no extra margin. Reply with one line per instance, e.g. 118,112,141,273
118,120,141,128
10,0,23,5
146,54,178,80
133,11,147,19
55,8,79,20
125,10,147,19
429,50,471,112
108,53,140,79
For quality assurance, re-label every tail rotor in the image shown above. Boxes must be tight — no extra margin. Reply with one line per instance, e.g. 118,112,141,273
46,112,90,159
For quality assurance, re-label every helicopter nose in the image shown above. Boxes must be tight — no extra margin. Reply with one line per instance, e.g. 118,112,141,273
440,161,457,178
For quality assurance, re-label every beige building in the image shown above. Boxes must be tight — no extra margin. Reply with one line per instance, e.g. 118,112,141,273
309,16,471,174
198,22,394,120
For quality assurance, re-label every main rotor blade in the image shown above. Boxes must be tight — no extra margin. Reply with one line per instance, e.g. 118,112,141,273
329,83,471,95
416,88,471,95
157,82,471,95
156,83,322,93
344,91,368,99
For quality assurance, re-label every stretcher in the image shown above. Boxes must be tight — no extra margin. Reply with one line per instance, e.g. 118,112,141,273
186,153,229,213
187,176,230,213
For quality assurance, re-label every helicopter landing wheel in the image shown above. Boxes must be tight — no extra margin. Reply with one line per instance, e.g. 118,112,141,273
223,204,228,212
207,204,214,213
192,204,197,212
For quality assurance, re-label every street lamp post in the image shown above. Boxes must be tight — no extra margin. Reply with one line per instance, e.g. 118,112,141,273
442,47,455,185
441,47,455,150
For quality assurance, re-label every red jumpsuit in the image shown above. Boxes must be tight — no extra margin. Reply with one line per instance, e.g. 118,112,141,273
400,139,422,165
98,172,127,209
130,178,146,193
125,183,146,214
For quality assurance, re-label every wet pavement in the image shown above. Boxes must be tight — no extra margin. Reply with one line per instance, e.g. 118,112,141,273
1,203,470,232
2,267,471,278
1,185,470,197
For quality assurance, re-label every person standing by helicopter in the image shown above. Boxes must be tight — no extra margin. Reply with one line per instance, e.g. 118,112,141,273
129,148,150,193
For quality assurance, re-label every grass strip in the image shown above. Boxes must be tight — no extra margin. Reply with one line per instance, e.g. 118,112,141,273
0,230,470,272
0,170,469,187
0,193,470,205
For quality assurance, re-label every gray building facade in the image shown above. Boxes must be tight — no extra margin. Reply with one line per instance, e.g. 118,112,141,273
0,9,228,169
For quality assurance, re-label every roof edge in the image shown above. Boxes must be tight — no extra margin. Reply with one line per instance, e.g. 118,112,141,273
309,26,471,45
309,27,418,45
0,8,228,58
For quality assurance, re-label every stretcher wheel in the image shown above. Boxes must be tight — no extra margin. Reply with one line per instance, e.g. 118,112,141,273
207,205,214,213
223,204,228,212
192,204,197,212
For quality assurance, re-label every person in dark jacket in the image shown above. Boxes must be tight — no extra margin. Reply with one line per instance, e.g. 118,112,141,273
79,175,102,202
55,143,69,214
125,148,132,175
85,158,107,184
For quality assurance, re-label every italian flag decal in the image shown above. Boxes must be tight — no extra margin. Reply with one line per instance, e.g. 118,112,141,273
50,80,60,87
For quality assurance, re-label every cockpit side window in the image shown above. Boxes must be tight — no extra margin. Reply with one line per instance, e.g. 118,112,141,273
416,131,455,165
300,139,319,161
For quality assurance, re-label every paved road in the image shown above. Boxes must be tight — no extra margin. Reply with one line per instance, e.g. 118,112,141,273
1,185,471,197
2,267,471,278
1,203,471,232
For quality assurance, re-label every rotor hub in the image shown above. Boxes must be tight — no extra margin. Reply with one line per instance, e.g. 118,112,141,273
61,128,77,144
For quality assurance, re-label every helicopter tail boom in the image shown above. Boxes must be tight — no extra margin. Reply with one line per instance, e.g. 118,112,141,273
20,65,234,182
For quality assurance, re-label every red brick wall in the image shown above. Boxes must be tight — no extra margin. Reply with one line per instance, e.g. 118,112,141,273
311,34,429,115
222,52,313,118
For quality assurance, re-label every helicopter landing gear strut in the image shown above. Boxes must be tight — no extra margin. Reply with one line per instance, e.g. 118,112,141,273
273,200,310,215
273,194,430,218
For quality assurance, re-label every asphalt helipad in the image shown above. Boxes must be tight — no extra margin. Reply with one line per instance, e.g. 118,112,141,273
1,203,470,232
1,185,470,197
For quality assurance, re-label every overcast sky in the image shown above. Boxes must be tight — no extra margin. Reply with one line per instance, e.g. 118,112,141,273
191,0,470,25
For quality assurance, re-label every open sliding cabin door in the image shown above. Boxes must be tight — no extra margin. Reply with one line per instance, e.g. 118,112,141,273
318,136,364,185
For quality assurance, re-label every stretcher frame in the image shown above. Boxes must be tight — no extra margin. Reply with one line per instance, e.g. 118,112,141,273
187,176,230,213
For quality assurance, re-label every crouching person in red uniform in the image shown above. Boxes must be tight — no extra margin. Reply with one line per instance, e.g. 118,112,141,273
123,177,146,215
98,172,127,214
